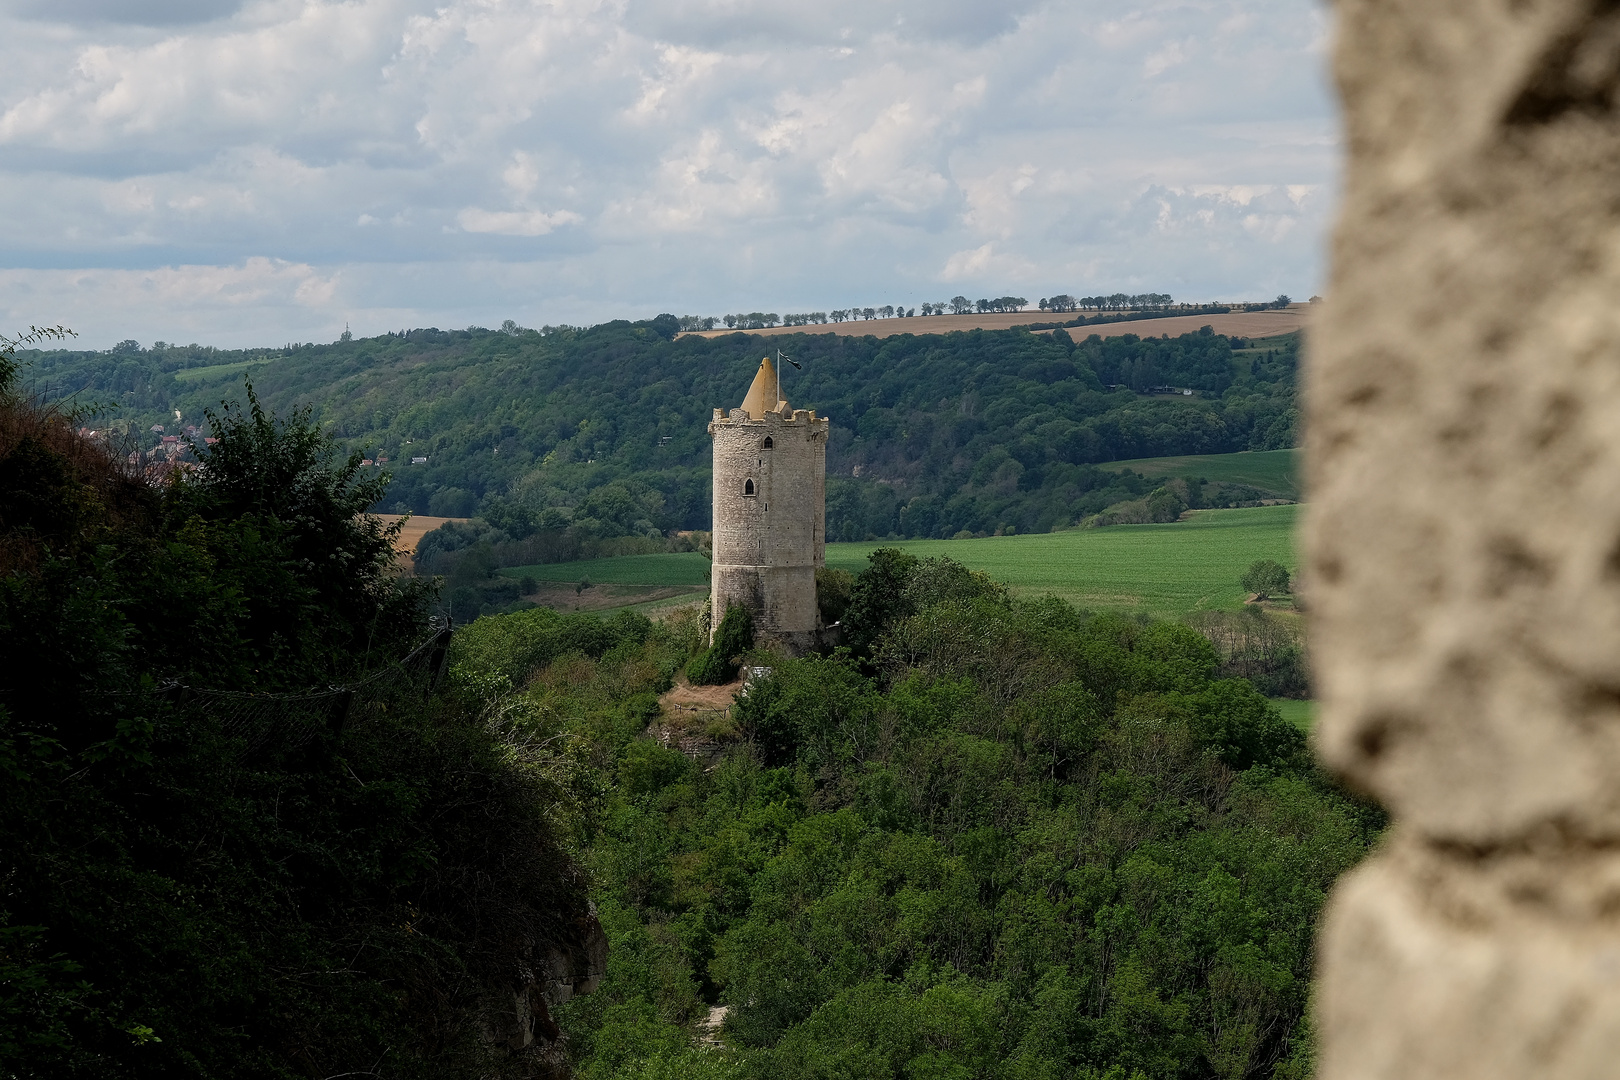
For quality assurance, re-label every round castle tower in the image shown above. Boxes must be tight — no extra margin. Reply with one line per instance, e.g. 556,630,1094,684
709,356,828,654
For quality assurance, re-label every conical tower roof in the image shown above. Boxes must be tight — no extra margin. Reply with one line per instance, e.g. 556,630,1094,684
739,356,788,419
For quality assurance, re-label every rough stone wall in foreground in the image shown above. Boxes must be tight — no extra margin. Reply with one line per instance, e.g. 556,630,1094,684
1309,1,1620,1076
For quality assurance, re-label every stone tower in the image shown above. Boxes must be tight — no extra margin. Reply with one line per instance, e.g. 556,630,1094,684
708,356,828,654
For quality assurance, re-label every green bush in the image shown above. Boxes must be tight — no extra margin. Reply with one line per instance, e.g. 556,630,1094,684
451,604,653,686
1242,558,1291,600
686,604,753,685
813,566,853,625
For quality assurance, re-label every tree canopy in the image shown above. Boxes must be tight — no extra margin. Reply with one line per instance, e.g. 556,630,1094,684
1241,559,1292,601
0,381,600,1078
441,551,1380,1080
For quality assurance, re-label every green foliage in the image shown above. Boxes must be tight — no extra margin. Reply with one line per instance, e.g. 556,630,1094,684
814,566,854,625
1084,482,1188,526
450,604,656,686
0,923,94,1072
733,652,877,767
842,547,920,655
505,552,714,588
1189,608,1311,699
0,384,596,1078
1241,559,1291,600
467,550,1385,1080
165,381,433,683
22,323,1299,546
687,604,754,685
0,326,76,396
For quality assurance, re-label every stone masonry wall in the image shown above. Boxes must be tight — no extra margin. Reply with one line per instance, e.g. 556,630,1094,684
1309,2,1620,1076
709,406,827,649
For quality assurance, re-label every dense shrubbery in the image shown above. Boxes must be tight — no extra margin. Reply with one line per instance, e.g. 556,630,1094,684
1189,608,1311,700
22,322,1300,547
414,515,712,620
445,552,1376,1080
0,369,599,1078
686,604,754,686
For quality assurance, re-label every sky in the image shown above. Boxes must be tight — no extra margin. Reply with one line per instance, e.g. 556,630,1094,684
0,0,1339,349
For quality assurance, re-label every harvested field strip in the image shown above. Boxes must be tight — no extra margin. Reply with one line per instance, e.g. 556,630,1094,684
621,590,708,617
677,307,1308,342
373,514,471,557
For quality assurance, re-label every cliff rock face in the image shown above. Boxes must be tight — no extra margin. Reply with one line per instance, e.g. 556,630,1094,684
1308,2,1620,1076
484,908,609,1073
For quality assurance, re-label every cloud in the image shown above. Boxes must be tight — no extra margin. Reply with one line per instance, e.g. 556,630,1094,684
0,258,341,345
457,207,583,236
4,0,248,27
0,0,1341,346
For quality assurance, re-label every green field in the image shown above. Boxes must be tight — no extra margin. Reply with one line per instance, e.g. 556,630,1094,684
1103,449,1301,501
173,359,271,384
502,504,1299,617
1270,698,1315,732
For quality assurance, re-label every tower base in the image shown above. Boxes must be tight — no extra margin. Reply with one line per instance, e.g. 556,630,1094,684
710,563,821,657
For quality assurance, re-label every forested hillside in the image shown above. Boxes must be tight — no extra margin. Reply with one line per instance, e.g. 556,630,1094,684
23,320,1299,543
0,353,606,1078
2,330,1351,1079
449,551,1374,1079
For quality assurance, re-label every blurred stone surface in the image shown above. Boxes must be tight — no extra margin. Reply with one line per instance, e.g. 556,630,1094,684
1307,1,1620,1075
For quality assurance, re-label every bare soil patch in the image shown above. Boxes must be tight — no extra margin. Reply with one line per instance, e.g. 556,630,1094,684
1039,308,1308,341
660,678,744,712
653,676,745,764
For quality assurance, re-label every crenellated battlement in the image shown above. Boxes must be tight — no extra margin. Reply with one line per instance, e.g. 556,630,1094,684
710,406,823,425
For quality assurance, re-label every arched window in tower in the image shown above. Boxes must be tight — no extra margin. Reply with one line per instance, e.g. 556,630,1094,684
743,478,756,496
762,436,774,449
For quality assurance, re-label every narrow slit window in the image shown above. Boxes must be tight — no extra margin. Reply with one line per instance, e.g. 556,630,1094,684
743,478,756,496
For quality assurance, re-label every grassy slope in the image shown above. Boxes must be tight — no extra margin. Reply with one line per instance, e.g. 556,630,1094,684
1270,698,1315,732
824,504,1298,614
1103,448,1301,500
172,358,273,384
503,551,713,587
501,503,1299,617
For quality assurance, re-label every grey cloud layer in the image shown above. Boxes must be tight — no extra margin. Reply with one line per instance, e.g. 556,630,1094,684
0,0,1338,347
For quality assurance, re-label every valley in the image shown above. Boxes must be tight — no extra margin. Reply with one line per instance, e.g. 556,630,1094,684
501,501,1299,618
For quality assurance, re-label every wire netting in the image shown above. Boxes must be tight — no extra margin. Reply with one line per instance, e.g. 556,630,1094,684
96,618,453,759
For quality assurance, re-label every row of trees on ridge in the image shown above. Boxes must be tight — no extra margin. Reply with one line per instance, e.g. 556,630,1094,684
674,293,1201,331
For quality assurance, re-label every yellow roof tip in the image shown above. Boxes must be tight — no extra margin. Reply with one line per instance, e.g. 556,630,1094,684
739,355,788,419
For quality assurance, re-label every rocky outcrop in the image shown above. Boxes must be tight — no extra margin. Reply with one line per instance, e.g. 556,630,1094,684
1308,2,1620,1077
486,907,609,1063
